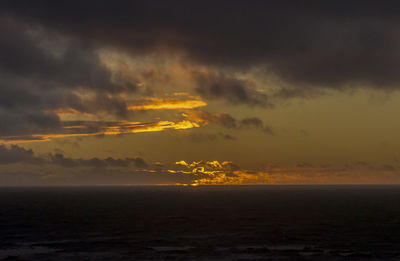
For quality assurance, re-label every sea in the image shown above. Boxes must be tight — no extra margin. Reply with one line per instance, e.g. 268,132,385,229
1,185,400,260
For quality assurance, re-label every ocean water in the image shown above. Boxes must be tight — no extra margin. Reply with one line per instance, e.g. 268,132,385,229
1,185,400,260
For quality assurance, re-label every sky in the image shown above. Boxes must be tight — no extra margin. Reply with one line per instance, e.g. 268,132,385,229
1,1,400,185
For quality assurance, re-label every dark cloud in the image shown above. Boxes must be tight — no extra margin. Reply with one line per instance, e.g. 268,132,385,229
0,17,127,93
0,111,61,138
214,114,238,129
1,144,399,185
186,110,237,129
50,154,148,169
187,110,237,128
128,157,149,169
61,155,146,168
50,153,79,168
192,71,271,107
0,16,136,139
0,144,148,169
0,145,202,185
0,145,43,164
0,116,205,143
2,1,400,142
188,110,273,134
3,1,400,90
272,87,325,100
239,118,274,135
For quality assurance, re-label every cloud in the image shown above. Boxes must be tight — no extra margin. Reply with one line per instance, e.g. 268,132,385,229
239,118,274,135
184,110,237,128
3,1,400,142
0,119,200,143
50,153,148,169
171,160,270,185
0,110,61,138
192,71,271,107
0,17,128,93
127,94,207,111
3,1,400,91
0,144,148,169
0,16,139,139
0,145,195,186
171,160,400,185
0,145,43,164
0,145,399,185
184,110,274,134
0,17,206,140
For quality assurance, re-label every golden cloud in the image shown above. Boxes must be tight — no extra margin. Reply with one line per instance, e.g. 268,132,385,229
170,160,400,186
1,120,200,144
127,96,207,111
45,93,207,122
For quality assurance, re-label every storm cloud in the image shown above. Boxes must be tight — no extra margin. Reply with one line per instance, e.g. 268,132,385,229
0,16,136,139
192,71,271,107
2,1,400,89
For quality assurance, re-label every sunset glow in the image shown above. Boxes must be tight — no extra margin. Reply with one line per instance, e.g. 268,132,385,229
0,1,400,186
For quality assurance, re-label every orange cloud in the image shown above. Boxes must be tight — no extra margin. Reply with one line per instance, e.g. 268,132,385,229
189,170,272,185
45,93,207,121
171,160,400,186
171,160,264,185
1,120,200,144
128,96,207,111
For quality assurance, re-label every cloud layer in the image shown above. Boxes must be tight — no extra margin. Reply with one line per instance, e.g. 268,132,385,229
1,2,400,186
1,145,399,186
2,2,400,142
3,1,400,89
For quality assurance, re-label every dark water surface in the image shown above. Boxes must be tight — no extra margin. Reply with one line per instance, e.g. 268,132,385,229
1,185,400,260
